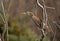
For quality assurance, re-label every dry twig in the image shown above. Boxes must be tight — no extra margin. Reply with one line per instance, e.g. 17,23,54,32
1,0,9,41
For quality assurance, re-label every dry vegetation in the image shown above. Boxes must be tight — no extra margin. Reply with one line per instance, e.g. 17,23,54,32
0,0,60,41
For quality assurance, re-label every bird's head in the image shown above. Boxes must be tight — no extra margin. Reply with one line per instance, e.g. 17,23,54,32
22,11,34,17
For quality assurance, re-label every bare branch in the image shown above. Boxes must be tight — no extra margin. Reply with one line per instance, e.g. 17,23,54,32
52,21,60,29
37,0,43,9
1,0,8,41
37,0,55,9
37,0,48,41
8,0,14,11
46,6,55,9
0,13,5,23
42,0,48,25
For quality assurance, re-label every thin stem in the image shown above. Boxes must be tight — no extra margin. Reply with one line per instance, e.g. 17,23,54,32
37,0,43,9
37,0,48,41
52,21,60,29
0,13,5,23
1,0,8,41
37,0,55,9
7,0,14,11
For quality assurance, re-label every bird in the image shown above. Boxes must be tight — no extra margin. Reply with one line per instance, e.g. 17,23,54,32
23,11,42,28
23,11,53,36
23,11,50,30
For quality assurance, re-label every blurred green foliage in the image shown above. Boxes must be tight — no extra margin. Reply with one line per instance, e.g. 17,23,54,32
0,13,51,41
0,14,50,41
8,16,37,41
0,10,50,41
